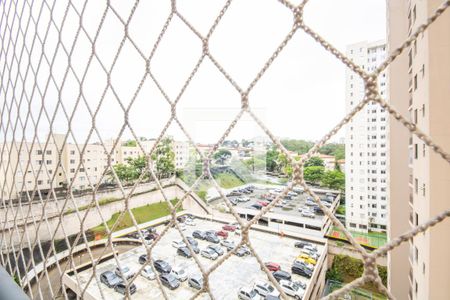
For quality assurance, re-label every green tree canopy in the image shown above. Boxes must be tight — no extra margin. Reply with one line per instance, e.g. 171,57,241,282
213,149,232,165
321,170,345,191
151,137,175,178
124,140,137,147
304,156,325,167
303,166,325,184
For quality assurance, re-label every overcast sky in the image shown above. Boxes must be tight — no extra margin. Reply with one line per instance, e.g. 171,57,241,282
4,0,386,145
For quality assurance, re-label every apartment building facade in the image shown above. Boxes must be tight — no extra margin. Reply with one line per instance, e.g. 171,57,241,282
345,40,389,233
0,134,190,200
387,1,450,299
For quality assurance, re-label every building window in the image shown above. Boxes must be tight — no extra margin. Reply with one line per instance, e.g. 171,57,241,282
422,144,426,157
70,159,75,164
422,183,426,197
414,74,418,90
414,144,418,159
414,109,418,124
422,104,425,117
46,160,52,165
46,150,52,155
37,160,43,165
37,150,42,155
70,150,75,155
37,180,43,185
70,169,75,173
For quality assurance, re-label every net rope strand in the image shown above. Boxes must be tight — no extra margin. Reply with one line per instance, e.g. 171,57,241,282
0,0,449,300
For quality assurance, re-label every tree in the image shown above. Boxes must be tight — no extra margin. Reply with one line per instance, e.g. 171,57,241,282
304,156,325,167
111,163,135,183
319,143,345,160
124,140,137,147
151,137,175,178
321,170,345,191
303,166,325,184
126,156,148,180
265,148,279,172
281,139,314,154
213,149,232,165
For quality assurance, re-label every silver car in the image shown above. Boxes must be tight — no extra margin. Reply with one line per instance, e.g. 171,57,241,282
201,248,218,260
141,265,156,280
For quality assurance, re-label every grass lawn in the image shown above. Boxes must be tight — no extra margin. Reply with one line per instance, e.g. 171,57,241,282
327,280,387,300
91,199,181,236
327,226,387,248
213,172,244,189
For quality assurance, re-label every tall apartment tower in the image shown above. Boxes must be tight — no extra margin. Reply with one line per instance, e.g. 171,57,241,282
345,41,389,233
387,1,450,299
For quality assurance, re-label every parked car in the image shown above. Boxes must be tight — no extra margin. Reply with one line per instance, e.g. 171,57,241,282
299,248,319,260
257,201,269,207
177,215,187,223
253,280,280,298
185,218,196,226
141,265,156,280
294,241,312,249
100,271,123,288
154,260,171,274
301,210,315,218
303,244,318,253
279,280,305,299
201,248,219,260
241,197,251,201
177,246,192,258
216,230,229,238
313,206,324,215
179,223,187,231
272,270,291,282
297,254,317,265
193,230,206,240
114,282,137,295
292,261,313,278
238,286,263,300
287,191,297,197
305,198,316,206
172,240,187,249
205,234,220,244
221,239,236,251
188,273,204,290
207,244,224,256
115,265,135,280
170,266,187,281
138,254,148,265
264,262,281,272
251,203,263,210
160,273,180,290
293,259,314,272
235,245,251,257
229,198,238,205
146,232,159,240
222,224,237,231
184,235,197,246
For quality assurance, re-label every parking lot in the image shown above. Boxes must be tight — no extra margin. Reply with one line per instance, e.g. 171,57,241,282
213,184,338,221
69,218,325,300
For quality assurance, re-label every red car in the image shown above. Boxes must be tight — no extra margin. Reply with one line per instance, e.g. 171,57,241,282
222,224,237,232
257,201,269,207
216,230,229,238
264,262,281,272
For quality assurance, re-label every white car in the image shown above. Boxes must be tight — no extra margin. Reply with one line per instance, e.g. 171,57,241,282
172,240,187,249
201,248,219,260
115,265,135,280
301,210,315,218
185,218,196,226
279,280,305,299
141,265,156,280
170,266,187,281
238,286,263,300
253,280,280,298
305,198,316,206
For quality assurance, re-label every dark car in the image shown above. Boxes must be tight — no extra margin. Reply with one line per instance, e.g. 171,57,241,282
177,246,192,258
294,241,310,249
205,234,220,244
114,282,137,295
146,226,157,234
186,236,198,247
272,270,292,282
313,206,325,215
193,230,206,240
139,254,148,265
160,273,180,290
207,244,224,256
146,232,159,240
292,262,312,278
100,271,123,288
154,260,172,274
177,216,187,223
251,203,263,210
